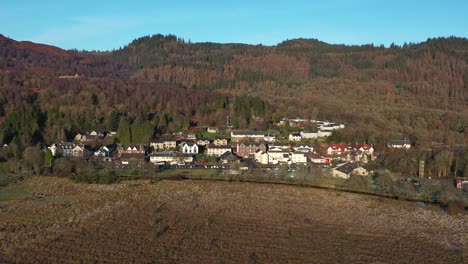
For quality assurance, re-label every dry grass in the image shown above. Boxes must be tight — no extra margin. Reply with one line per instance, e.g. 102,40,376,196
0,176,466,263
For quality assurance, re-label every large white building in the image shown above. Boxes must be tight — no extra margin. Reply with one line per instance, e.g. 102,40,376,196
150,151,175,164
387,139,411,149
293,144,313,153
318,130,332,137
267,149,290,163
300,131,318,139
206,145,232,157
231,131,264,142
291,152,307,164
254,150,272,165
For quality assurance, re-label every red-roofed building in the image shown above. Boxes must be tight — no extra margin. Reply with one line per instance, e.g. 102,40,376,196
326,144,353,156
355,144,374,155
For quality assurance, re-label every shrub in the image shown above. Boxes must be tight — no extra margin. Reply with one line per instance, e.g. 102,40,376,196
69,173,119,184
346,175,372,192
375,172,396,193
53,158,74,176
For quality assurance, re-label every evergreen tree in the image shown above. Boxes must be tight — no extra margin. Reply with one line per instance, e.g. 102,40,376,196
106,111,120,132
44,148,53,167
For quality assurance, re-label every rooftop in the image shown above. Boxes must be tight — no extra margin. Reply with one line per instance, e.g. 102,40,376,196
335,163,360,174
388,139,411,145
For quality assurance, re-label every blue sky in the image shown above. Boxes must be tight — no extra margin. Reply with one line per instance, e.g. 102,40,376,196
1,0,467,51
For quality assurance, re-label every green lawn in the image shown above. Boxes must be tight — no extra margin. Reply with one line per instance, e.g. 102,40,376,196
197,131,230,140
0,173,33,187
0,185,31,201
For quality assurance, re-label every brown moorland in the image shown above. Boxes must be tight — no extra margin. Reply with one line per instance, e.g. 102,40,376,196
0,177,466,263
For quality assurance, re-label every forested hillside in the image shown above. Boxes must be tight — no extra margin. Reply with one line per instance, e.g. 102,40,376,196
111,34,468,147
113,34,468,107
1,33,468,151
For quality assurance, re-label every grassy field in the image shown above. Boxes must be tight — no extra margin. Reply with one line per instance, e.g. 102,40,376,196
0,185,30,201
0,176,466,263
0,171,32,187
158,168,221,178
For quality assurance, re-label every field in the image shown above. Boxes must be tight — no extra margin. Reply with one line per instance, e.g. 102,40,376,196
0,176,466,263
158,168,220,178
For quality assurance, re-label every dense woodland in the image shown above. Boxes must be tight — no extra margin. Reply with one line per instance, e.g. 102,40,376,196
1,33,468,177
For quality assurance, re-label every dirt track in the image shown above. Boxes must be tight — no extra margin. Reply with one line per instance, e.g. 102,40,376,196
0,177,466,263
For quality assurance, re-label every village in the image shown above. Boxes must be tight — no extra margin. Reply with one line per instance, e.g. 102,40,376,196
42,117,420,181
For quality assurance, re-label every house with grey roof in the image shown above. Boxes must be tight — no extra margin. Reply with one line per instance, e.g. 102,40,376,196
387,139,411,149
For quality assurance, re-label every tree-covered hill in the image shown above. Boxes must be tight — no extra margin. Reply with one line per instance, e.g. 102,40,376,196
0,33,467,151
0,34,131,78
112,34,468,108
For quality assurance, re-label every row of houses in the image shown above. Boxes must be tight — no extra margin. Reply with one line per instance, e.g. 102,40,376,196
253,147,334,166
231,130,332,143
74,130,114,142
114,141,316,166
48,142,91,157
48,142,141,159
326,144,375,156
277,118,346,130
150,138,228,151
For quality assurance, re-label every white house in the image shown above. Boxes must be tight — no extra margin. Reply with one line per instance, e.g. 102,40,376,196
151,139,177,150
267,149,290,163
288,133,302,142
206,145,232,157
150,151,193,165
207,127,218,133
326,144,353,156
181,142,199,154
74,133,85,142
174,153,194,163
213,138,229,146
89,130,104,138
197,138,211,146
357,144,374,154
318,130,332,137
186,133,197,140
72,145,84,157
387,139,411,149
48,144,58,156
150,151,175,164
125,146,145,154
309,155,331,164
49,142,75,157
94,145,116,157
254,150,273,165
231,131,264,142
291,152,307,164
300,131,318,139
293,144,313,153
319,123,342,131
267,146,284,152
264,134,276,142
